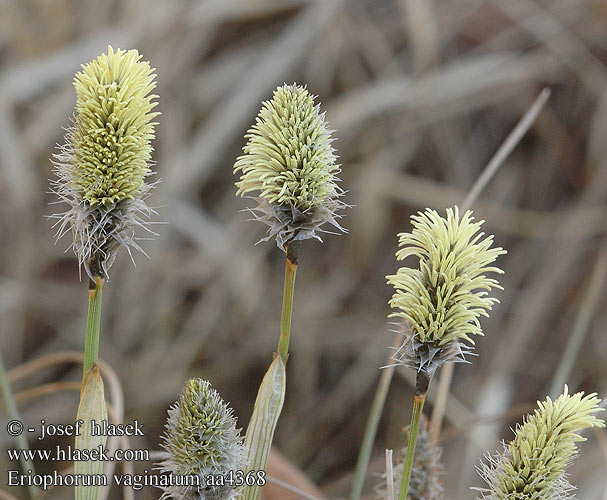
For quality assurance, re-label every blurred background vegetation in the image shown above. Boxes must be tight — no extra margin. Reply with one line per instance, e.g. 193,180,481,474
0,0,606,498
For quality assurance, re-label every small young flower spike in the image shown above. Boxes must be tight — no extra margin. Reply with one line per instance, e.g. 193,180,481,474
158,378,246,500
234,83,346,251
50,45,159,280
377,417,444,500
386,206,506,377
476,386,605,500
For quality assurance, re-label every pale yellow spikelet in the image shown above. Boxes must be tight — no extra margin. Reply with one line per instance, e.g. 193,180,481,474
476,386,605,500
234,84,346,250
50,45,159,279
72,45,159,207
386,207,505,374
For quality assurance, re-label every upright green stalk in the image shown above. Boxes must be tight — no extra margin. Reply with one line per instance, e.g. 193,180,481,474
83,276,103,379
398,374,428,500
0,351,39,499
239,243,298,500
277,243,298,361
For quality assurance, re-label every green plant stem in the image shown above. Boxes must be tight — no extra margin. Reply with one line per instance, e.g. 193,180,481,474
0,351,39,499
83,276,103,379
241,242,299,500
349,336,401,500
398,380,427,500
277,242,298,361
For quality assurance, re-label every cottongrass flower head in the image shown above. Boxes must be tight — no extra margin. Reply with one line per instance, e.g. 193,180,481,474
234,83,346,251
476,386,605,500
158,378,246,500
386,206,505,378
50,45,159,280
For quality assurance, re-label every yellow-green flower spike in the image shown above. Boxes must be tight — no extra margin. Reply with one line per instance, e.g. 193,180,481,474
234,83,346,250
235,84,339,210
72,46,158,207
158,379,246,500
476,386,605,500
50,46,159,280
386,207,505,374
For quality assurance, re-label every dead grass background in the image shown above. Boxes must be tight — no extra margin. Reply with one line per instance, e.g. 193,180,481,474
0,0,606,498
